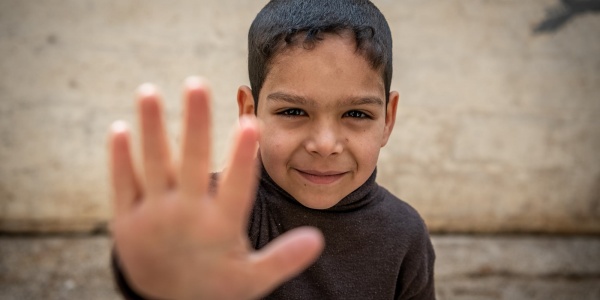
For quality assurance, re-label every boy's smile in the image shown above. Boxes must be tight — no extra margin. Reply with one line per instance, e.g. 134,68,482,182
239,32,398,209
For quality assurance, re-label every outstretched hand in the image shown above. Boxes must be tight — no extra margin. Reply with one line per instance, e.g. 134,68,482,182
108,77,324,300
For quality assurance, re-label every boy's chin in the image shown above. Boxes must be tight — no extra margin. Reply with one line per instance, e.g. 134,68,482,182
293,193,344,210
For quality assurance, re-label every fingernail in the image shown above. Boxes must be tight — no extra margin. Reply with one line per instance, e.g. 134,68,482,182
239,116,256,129
137,83,157,96
111,120,129,133
185,76,203,88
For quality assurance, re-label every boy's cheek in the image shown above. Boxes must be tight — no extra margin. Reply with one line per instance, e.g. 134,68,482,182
258,130,288,158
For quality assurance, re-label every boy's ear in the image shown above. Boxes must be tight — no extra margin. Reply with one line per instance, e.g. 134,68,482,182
381,91,399,147
237,85,255,117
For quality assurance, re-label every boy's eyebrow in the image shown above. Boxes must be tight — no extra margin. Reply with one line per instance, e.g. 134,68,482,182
344,97,384,107
266,92,384,107
267,92,316,107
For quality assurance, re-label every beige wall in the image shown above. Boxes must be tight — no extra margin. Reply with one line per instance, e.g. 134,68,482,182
0,0,598,233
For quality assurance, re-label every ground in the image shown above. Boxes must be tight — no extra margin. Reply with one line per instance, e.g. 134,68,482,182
1,234,598,300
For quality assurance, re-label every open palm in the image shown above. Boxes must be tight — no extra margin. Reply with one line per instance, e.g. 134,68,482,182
108,77,324,300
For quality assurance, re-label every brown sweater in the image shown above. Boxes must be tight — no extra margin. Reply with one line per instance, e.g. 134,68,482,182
113,166,436,299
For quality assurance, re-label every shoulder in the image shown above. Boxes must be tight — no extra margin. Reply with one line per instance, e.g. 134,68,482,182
375,186,430,237
374,187,437,298
376,187,437,298
359,184,434,258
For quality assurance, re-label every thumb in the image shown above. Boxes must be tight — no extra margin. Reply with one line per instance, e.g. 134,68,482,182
248,227,324,297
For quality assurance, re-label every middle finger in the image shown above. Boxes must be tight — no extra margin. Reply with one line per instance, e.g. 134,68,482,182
179,77,212,199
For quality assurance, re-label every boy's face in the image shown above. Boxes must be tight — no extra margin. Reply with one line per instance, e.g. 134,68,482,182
239,33,398,209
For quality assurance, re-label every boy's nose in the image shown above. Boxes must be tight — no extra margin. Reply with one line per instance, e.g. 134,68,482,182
305,125,344,157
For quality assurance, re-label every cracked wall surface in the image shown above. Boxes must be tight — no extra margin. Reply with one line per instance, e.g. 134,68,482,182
0,1,599,233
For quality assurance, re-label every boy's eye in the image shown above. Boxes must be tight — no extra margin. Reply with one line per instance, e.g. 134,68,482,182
278,108,306,117
343,110,370,119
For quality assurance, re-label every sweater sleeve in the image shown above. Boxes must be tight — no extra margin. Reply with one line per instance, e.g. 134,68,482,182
111,249,156,300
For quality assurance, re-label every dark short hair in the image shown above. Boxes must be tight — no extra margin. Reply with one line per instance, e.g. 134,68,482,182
248,0,393,111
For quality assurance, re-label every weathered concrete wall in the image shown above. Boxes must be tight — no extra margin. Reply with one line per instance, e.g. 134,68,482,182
0,0,599,233
376,0,600,233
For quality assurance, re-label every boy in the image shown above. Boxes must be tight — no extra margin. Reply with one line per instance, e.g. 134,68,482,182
109,0,435,299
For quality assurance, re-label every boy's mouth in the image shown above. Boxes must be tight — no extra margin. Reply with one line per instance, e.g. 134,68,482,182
294,169,347,185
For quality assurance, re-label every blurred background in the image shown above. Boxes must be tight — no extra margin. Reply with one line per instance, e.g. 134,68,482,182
0,0,599,299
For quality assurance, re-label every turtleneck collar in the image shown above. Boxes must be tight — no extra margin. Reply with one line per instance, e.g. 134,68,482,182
258,162,380,212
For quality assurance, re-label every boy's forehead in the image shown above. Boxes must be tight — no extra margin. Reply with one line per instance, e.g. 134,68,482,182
272,31,358,62
252,32,389,114
263,33,385,93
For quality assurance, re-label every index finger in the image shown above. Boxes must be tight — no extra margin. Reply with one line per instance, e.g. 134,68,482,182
215,117,260,231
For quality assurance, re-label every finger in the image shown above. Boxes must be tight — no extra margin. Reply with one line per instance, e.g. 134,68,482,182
179,77,211,199
137,84,174,199
109,121,141,217
215,116,259,229
249,227,325,298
